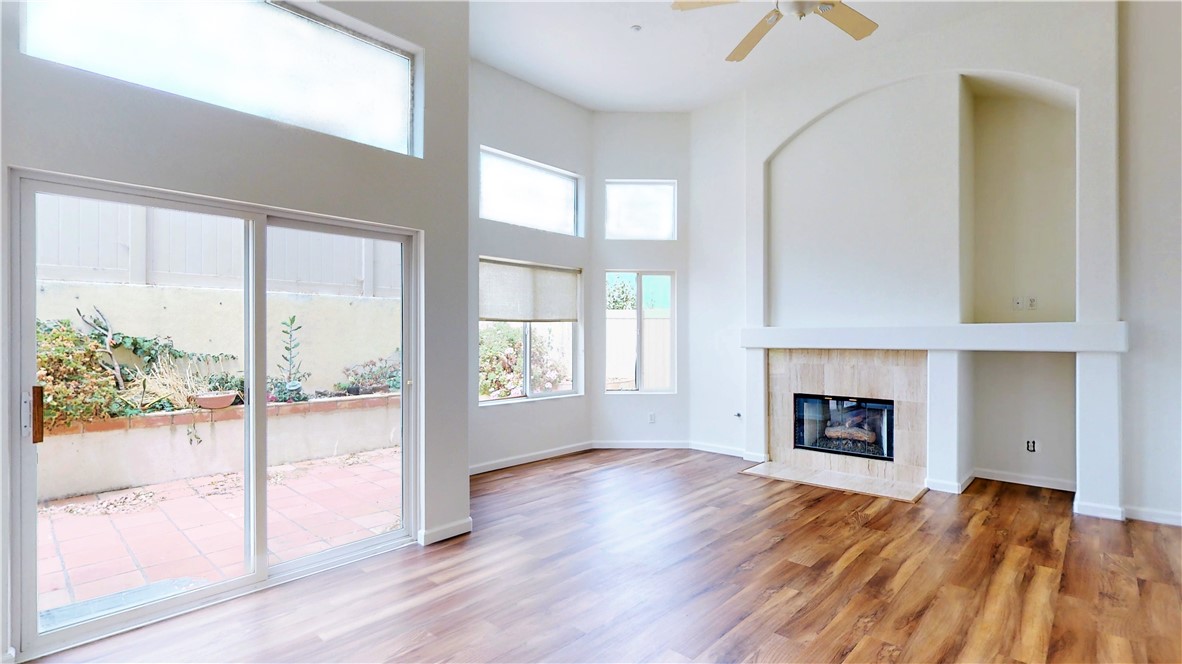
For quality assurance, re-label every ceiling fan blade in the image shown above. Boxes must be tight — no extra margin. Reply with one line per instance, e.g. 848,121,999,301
726,8,784,62
815,1,878,40
671,0,739,10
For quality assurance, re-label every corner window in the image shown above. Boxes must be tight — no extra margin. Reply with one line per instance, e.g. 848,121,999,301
605,180,677,240
479,148,579,236
605,271,674,392
479,259,581,402
23,1,416,154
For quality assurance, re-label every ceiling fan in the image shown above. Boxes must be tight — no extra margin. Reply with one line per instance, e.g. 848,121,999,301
672,0,879,62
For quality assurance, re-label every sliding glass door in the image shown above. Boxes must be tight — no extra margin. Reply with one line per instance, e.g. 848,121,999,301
11,176,414,658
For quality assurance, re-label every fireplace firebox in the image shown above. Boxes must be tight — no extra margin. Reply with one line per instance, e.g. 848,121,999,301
793,393,894,461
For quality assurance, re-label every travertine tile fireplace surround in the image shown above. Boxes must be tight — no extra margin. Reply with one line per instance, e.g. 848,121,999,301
766,349,927,495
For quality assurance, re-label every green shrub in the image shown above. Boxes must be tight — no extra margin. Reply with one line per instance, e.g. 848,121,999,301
36,320,119,430
341,352,401,391
479,322,523,399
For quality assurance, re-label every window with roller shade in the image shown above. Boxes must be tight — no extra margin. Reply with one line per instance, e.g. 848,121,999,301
478,259,581,402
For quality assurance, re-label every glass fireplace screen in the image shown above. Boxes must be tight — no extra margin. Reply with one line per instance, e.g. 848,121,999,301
793,393,894,461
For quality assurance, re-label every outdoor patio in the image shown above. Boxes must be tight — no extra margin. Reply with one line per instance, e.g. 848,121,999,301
36,447,402,628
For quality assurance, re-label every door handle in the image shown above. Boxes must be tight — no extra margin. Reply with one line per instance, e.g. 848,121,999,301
32,385,44,444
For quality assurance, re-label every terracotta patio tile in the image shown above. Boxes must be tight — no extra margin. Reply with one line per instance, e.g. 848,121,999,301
38,571,67,593
268,530,322,549
266,516,303,537
352,512,400,530
305,520,365,539
326,533,369,547
282,510,340,531
272,541,331,562
110,509,171,530
68,556,139,586
49,515,116,542
142,556,221,583
71,571,146,602
38,553,63,574
206,548,246,569
39,590,72,611
59,540,129,568
125,536,199,567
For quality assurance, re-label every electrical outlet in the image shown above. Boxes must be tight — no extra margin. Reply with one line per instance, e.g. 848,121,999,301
1026,440,1037,453
648,412,656,424
1026,296,1038,310
1012,295,1025,311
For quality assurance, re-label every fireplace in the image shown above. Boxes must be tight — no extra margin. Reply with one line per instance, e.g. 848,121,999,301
793,393,894,461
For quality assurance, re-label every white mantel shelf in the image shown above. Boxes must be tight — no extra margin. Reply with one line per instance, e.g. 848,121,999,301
741,322,1128,353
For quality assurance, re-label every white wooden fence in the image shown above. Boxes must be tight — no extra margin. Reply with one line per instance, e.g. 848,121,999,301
35,192,401,297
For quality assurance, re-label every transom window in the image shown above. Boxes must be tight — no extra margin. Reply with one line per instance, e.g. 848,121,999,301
479,148,580,236
605,271,675,392
605,180,677,240
479,259,581,402
23,0,416,155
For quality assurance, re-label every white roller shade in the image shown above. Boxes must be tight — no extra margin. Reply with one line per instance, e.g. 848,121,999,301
479,259,581,322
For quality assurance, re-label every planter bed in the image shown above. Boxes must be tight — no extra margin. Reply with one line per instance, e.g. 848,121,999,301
38,393,401,501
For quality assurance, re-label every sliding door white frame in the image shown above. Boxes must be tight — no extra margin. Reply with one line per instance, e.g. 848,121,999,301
5,169,421,661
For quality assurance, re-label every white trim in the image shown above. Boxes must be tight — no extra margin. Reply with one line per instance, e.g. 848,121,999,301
742,452,769,463
741,322,1128,353
926,478,966,494
1123,506,1182,527
417,517,473,546
688,441,747,458
1073,500,1126,521
7,170,423,660
587,440,692,450
469,442,592,475
974,468,1076,492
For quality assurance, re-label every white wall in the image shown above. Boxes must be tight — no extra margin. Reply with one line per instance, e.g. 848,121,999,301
687,97,747,456
972,352,1077,490
588,112,692,445
971,94,1076,323
1118,2,1182,524
468,61,593,474
766,74,963,327
0,0,472,571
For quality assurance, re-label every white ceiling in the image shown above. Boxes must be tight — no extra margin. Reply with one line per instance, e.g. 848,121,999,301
470,1,994,112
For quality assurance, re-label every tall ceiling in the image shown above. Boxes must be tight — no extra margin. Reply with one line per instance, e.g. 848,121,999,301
469,1,995,112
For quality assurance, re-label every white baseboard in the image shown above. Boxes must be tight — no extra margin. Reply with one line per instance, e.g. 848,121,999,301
742,452,769,463
417,517,473,545
925,474,974,494
686,441,747,458
1124,505,1182,526
1073,500,1125,521
974,467,1076,492
588,440,692,450
469,442,592,475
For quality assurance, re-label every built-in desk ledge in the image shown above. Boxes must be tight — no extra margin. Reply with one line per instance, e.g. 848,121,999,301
740,322,1128,353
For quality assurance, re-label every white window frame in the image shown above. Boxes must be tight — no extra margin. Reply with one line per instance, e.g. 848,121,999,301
605,270,676,394
604,179,679,241
477,259,583,406
20,0,423,157
478,146,583,237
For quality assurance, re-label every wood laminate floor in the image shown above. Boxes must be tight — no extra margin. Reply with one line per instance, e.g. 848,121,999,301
45,449,1182,663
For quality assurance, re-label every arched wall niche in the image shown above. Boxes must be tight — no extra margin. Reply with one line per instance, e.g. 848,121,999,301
763,70,1078,328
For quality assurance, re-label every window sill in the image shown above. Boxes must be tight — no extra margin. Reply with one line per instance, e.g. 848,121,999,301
604,390,678,396
478,392,584,407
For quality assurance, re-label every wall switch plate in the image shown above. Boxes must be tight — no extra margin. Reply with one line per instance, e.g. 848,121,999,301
1012,296,1025,311
648,412,656,424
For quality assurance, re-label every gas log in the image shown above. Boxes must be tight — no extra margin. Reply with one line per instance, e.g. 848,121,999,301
824,426,877,444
